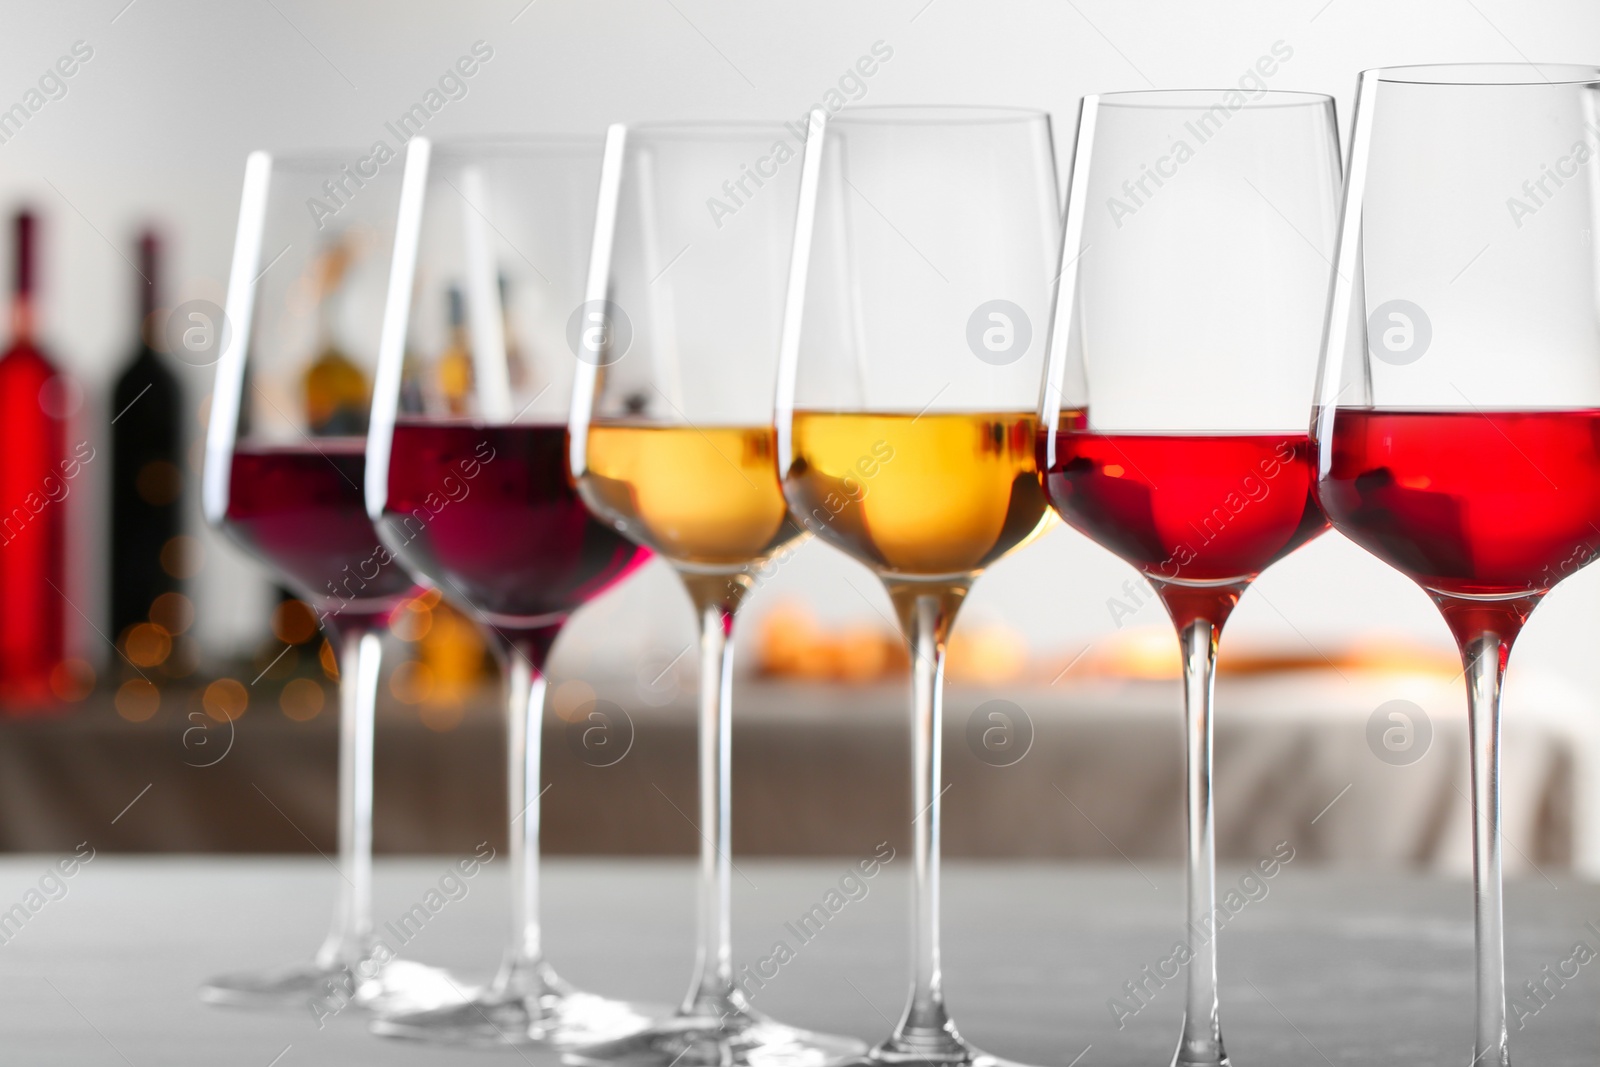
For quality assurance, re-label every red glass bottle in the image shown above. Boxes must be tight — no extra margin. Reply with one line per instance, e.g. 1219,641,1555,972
0,211,67,706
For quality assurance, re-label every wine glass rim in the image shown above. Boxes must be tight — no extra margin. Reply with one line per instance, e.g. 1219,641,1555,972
1094,89,1333,110
261,135,607,169
827,104,1050,126
255,149,383,170
428,133,605,157
1365,61,1600,85
625,119,795,140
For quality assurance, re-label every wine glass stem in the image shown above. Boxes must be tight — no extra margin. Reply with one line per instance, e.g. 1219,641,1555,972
682,577,743,1018
318,625,383,969
503,651,550,983
886,584,967,1057
1176,616,1227,1067
1465,630,1509,1067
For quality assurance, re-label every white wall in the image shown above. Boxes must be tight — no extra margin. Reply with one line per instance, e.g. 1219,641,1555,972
2,0,1597,694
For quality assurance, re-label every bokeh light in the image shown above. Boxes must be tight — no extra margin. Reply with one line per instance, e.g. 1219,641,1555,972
49,658,94,702
115,678,160,722
390,660,435,704
149,591,194,634
124,622,172,668
202,678,247,721
135,459,182,506
390,590,438,642
160,534,203,578
279,677,325,721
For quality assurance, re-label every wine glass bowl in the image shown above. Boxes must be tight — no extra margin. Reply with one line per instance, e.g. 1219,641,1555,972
1314,63,1600,640
224,441,416,625
382,422,649,630
580,422,800,573
1319,408,1600,635
1313,63,1600,1067
1039,428,1327,626
572,123,809,584
783,411,1052,584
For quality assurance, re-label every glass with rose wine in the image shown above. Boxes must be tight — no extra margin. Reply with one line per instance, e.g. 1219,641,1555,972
1039,91,1340,1066
1315,64,1600,1067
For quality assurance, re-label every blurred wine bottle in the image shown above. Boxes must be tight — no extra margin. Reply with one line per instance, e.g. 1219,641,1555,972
110,231,184,655
398,342,426,416
0,210,67,706
302,238,369,435
437,284,472,415
499,272,529,393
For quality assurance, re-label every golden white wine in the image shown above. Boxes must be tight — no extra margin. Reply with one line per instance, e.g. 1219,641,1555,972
583,423,802,569
784,411,1053,579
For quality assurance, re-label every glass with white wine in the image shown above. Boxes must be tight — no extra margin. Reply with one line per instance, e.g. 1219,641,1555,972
568,122,865,1067
777,107,1061,1067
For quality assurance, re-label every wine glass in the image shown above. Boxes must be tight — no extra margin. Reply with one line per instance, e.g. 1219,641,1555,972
1314,63,1600,1067
776,106,1060,1067
568,122,866,1067
201,150,447,1011
1039,90,1340,1067
363,135,664,1047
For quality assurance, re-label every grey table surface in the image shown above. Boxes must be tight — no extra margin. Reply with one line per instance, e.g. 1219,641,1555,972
2,855,1597,1065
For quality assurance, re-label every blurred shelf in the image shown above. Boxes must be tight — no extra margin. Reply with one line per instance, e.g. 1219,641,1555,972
0,670,1590,872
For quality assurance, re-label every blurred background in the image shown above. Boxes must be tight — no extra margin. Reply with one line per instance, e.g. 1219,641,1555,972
0,0,1598,873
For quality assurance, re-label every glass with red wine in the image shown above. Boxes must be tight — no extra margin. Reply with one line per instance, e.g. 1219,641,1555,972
363,136,661,1048
1039,90,1341,1067
1314,64,1600,1067
201,151,444,1011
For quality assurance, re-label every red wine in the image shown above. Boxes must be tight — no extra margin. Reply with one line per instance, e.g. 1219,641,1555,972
0,210,66,705
1040,419,1326,624
1319,408,1600,636
225,440,414,624
383,421,651,636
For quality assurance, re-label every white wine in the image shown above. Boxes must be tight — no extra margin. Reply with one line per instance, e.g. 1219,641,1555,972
784,411,1053,579
583,422,802,570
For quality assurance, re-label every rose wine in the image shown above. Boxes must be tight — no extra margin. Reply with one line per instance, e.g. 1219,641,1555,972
1040,417,1327,586
383,421,651,628
1319,408,1600,637
784,411,1052,578
582,423,802,567
0,210,66,704
225,439,414,624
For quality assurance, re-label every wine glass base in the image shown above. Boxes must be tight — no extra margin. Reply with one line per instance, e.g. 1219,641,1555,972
200,957,463,1016
843,1037,1030,1067
373,987,669,1049
564,1009,868,1067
